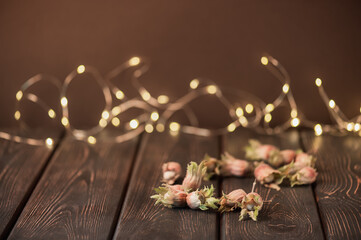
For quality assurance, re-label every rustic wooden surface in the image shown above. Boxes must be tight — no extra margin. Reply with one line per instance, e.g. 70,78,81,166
113,132,220,240
0,129,61,239
301,132,361,240
8,131,140,240
221,128,324,240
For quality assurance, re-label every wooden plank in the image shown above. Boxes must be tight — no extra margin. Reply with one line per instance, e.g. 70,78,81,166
8,131,140,239
0,129,61,239
221,128,324,240
113,132,219,240
301,132,361,240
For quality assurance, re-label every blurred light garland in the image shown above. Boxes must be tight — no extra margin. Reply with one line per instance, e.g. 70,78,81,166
1,55,360,147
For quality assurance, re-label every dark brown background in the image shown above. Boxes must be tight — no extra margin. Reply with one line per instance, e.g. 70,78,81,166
1,0,361,129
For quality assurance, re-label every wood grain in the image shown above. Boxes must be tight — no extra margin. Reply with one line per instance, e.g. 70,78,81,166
0,129,60,239
113,132,220,240
301,132,361,240
8,131,140,239
221,128,324,240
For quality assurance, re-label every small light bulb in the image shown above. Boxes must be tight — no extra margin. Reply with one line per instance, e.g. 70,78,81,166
16,91,23,101
236,107,244,117
354,123,360,132
190,79,199,89
156,123,165,132
141,91,151,101
157,95,169,104
145,124,154,133
206,85,217,94
150,111,159,121
111,117,120,127
60,97,68,107
282,84,289,93
261,56,269,65
61,117,69,126
99,118,107,127
329,99,335,109
77,65,85,74
14,111,21,120
290,109,298,118
48,109,56,119
116,90,125,100
245,104,254,114
227,123,236,132
314,124,323,136
45,138,53,146
265,103,274,113
239,116,248,127
291,117,300,127
346,122,354,132
112,106,121,116
87,136,96,144
169,122,180,132
129,57,140,66
315,78,322,87
264,113,272,123
129,119,139,129
102,111,110,120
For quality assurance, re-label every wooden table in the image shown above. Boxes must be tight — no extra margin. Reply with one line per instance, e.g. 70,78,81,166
0,128,360,239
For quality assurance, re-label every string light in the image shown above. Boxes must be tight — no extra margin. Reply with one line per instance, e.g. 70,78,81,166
261,56,269,65
264,113,272,123
48,109,56,119
354,123,360,132
239,116,248,127
290,109,298,118
157,95,169,104
265,103,274,113
236,107,244,117
99,118,107,127
291,118,300,127
61,117,69,126
151,111,159,121
116,90,125,100
102,111,110,120
60,97,68,107
145,124,154,133
87,136,96,144
206,85,217,94
346,122,354,132
45,137,53,147
169,122,180,132
245,104,254,114
112,106,121,116
111,117,120,127
14,111,21,120
129,119,139,129
282,84,289,93
315,78,322,87
16,91,23,101
129,57,140,66
77,65,85,74
141,91,151,101
314,124,323,136
190,79,199,89
329,99,335,109
227,123,236,132
156,123,165,132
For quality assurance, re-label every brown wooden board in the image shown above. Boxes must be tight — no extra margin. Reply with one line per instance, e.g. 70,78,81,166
0,129,61,239
301,132,361,240
113,132,220,240
8,131,140,239
221,128,324,240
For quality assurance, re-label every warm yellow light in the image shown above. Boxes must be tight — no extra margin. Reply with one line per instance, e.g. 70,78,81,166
261,56,269,65
48,109,56,119
346,122,354,132
111,117,120,127
329,99,335,109
265,103,274,113
87,136,96,144
99,118,107,127
61,97,68,107
129,119,139,129
245,104,254,114
77,65,85,74
190,79,199,89
207,85,217,94
129,57,140,66
282,84,289,93
169,122,180,132
14,111,21,120
291,117,300,127
315,78,322,87
45,138,53,146
354,123,361,132
102,111,110,120
227,123,236,132
141,91,151,101
157,95,169,104
314,124,323,136
264,113,272,123
150,111,159,121
236,107,244,117
16,91,23,101
116,90,125,100
61,117,69,126
156,123,165,132
239,116,248,127
145,124,154,133
112,106,121,116
290,109,298,118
